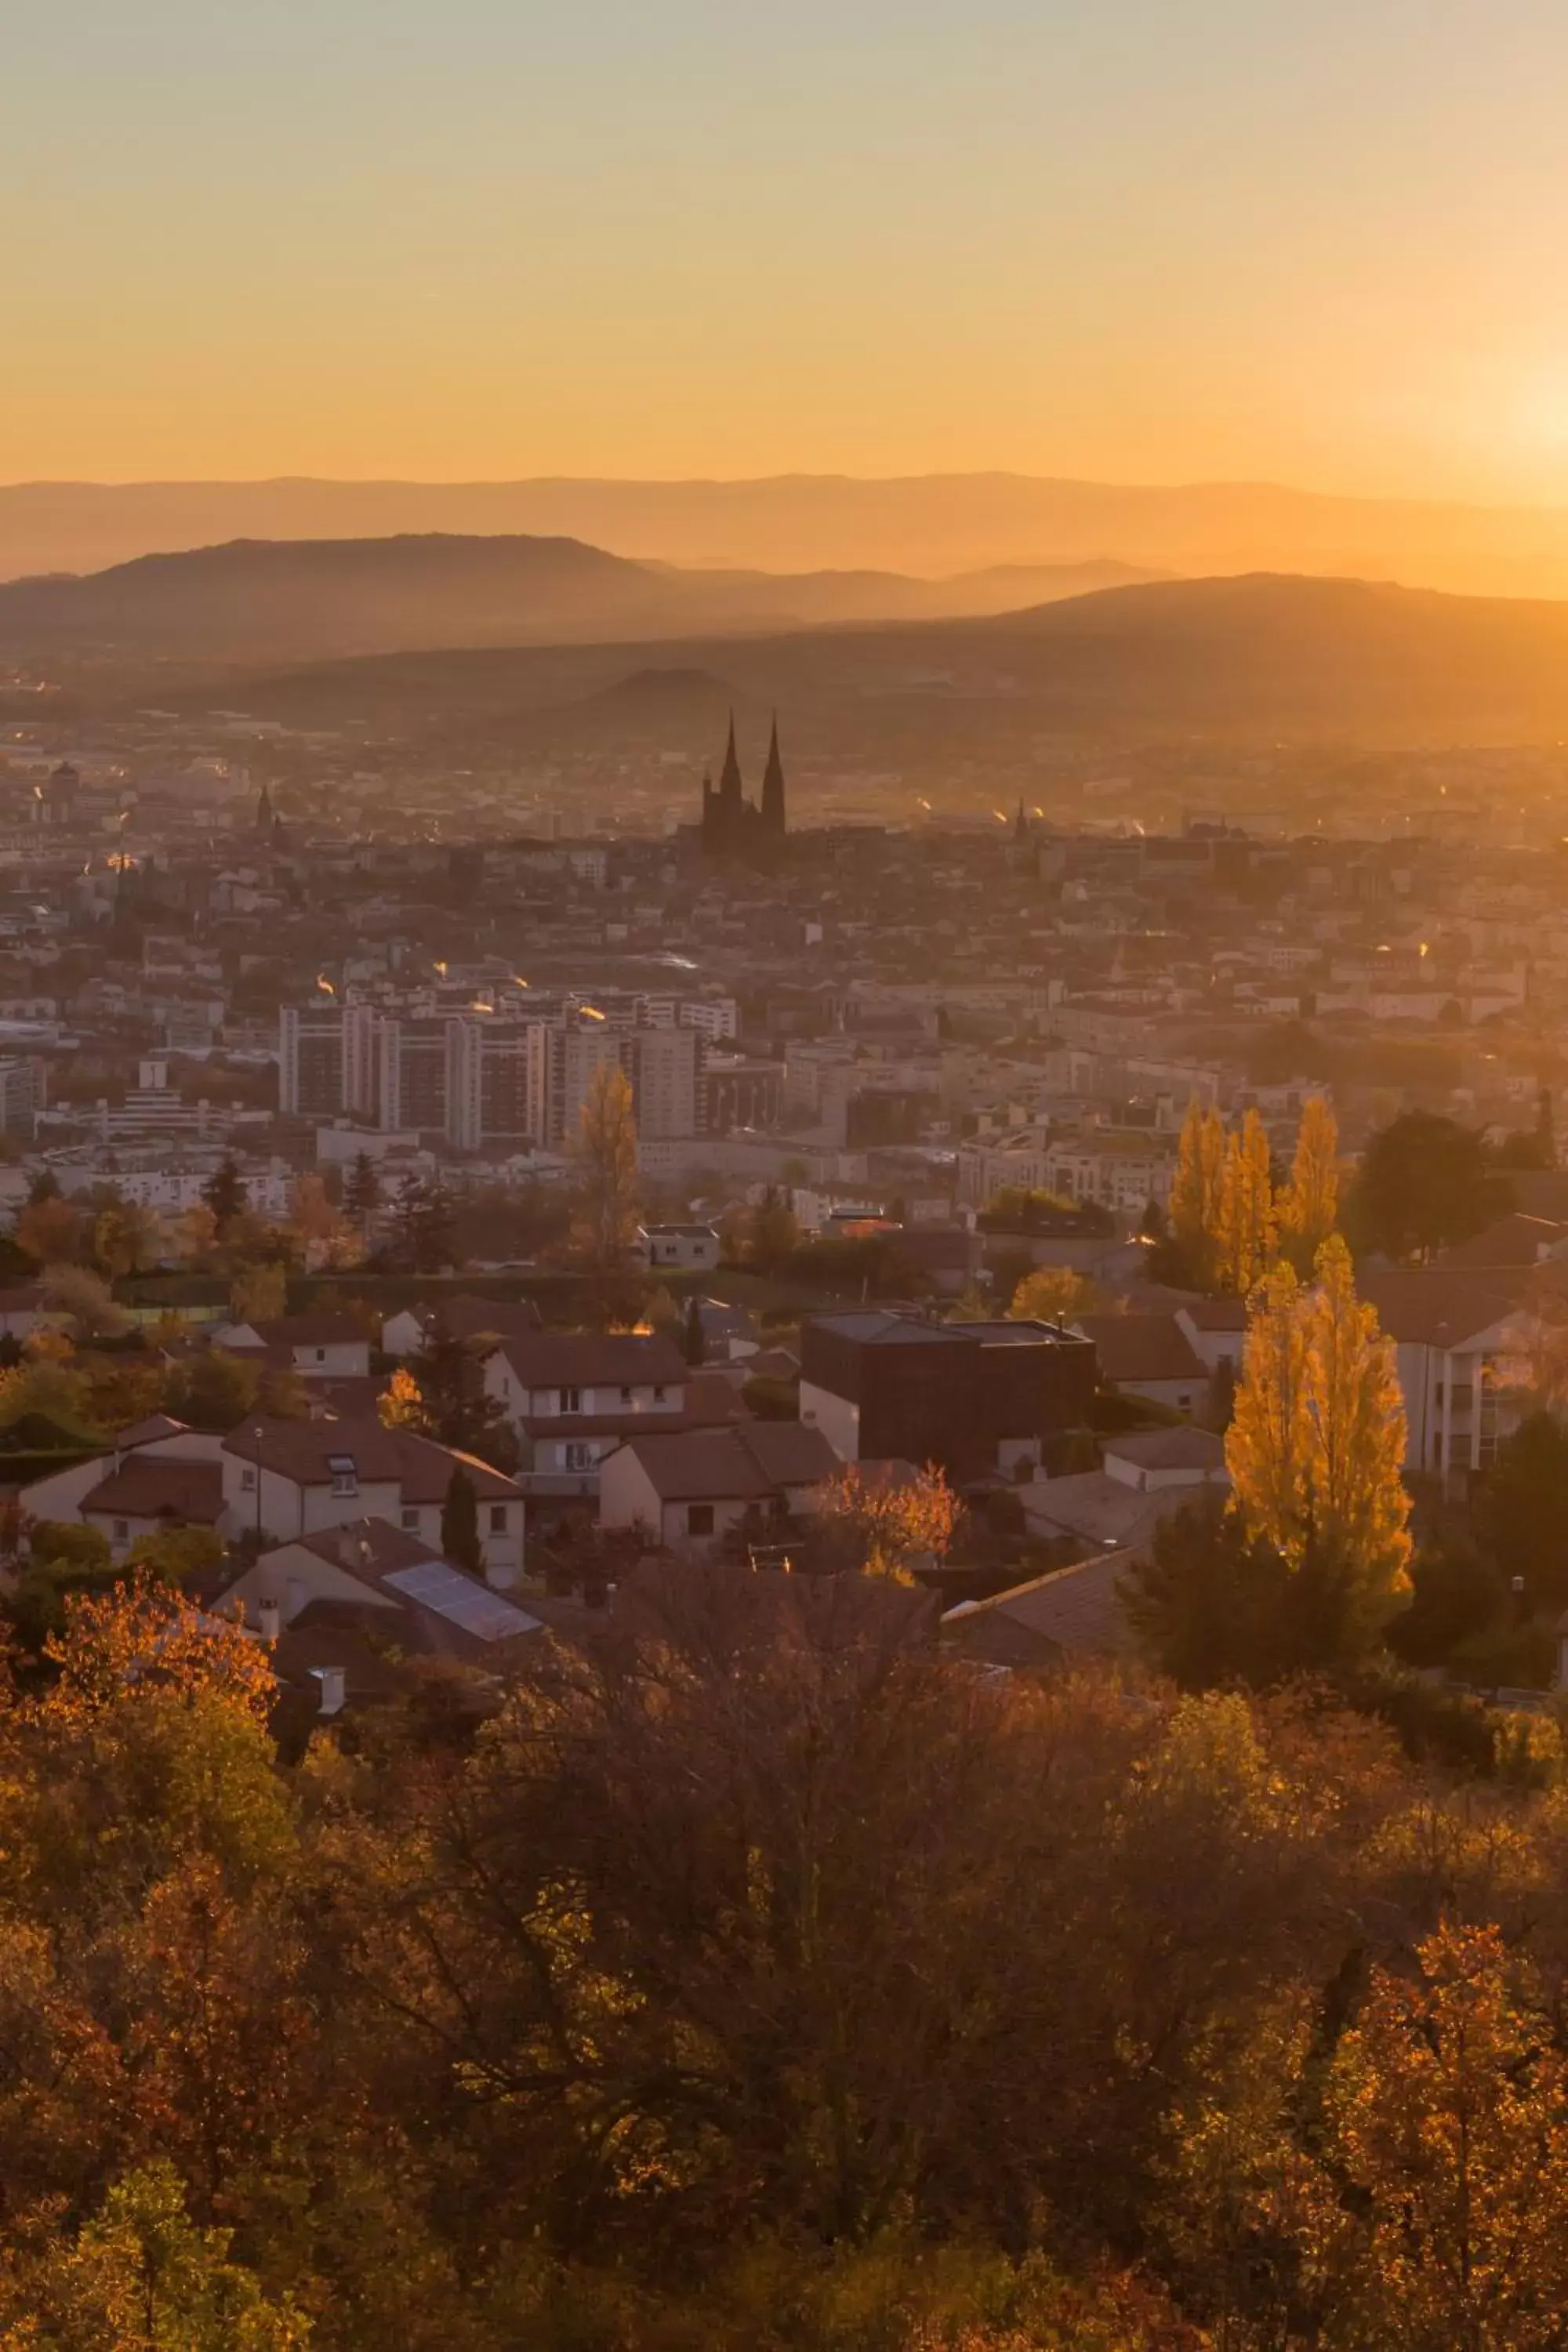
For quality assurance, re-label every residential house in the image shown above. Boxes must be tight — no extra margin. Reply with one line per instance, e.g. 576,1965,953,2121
380,1294,544,1358
485,1330,735,1499
214,1313,372,1380
634,1222,722,1272
1073,1312,1210,1414
219,1416,524,1584
598,1421,840,1554
1018,1426,1229,1558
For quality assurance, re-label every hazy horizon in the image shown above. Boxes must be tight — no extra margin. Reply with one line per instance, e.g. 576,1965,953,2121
13,2,1568,501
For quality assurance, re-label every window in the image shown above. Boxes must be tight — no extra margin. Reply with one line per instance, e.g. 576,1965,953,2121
240,1466,256,1491
653,1385,667,1403
564,1443,595,1472
400,1508,419,1532
488,1504,506,1534
327,1452,358,1498
620,1385,633,1404
113,1519,129,1542
314,1347,326,1363
687,1503,715,1537
559,1386,582,1414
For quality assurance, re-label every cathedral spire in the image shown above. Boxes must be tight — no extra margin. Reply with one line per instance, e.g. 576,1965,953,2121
718,710,743,801
760,712,786,837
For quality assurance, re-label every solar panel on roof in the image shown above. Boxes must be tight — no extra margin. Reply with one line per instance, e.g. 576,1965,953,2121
383,1560,542,1642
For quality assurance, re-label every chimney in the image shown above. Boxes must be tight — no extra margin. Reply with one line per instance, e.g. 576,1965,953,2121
312,1664,347,1719
257,1596,281,1643
336,1527,360,1567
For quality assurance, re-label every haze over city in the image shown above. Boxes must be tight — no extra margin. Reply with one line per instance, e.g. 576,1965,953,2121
9,6,1568,2350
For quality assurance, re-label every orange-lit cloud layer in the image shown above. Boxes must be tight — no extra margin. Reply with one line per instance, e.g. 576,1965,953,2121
8,0,1568,499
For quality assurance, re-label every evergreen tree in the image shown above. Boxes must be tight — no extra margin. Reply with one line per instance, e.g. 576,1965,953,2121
682,1294,706,1367
412,1315,517,1469
441,1465,483,1575
1346,1109,1508,1260
392,1176,458,1274
201,1155,249,1232
345,1149,382,1233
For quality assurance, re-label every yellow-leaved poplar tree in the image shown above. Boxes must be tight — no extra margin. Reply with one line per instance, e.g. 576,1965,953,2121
1214,1109,1276,1295
1277,1094,1340,1267
1169,1097,1225,1289
1225,1235,1411,1636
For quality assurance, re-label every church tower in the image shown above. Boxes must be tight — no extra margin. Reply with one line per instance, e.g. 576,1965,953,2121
760,713,786,840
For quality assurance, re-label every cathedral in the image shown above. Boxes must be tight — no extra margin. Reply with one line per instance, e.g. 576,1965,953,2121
699,713,787,865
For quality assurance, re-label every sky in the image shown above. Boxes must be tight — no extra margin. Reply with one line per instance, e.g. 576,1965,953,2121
9,0,1568,500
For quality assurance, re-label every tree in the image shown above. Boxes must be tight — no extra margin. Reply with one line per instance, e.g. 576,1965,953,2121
40,1264,131,1343
681,1294,706,1367
815,1461,960,1581
1346,1110,1510,1261
15,1195,87,1269
1279,1923,1568,2350
1214,1109,1276,1298
1225,1236,1412,1664
575,1062,640,1270
287,1171,358,1269
126,1523,227,1586
172,1203,220,1268
93,1199,165,1279
161,1349,261,1433
1276,1094,1339,1266
409,1318,517,1468
1008,1265,1102,1325
344,1149,382,1236
229,1260,288,1327
1123,1492,1294,1690
390,1176,458,1276
441,1466,483,1575
200,1156,249,1233
378,1365,425,1428
1167,1098,1225,1290
746,1185,800,1271
1472,1410,1568,1612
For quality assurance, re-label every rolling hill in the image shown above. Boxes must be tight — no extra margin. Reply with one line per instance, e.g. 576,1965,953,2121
10,470,1568,597
0,533,1156,662
196,573,1568,751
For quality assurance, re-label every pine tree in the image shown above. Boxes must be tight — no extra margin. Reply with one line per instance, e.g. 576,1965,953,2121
345,1149,382,1234
441,1466,483,1575
200,1155,249,1232
1214,1109,1276,1295
1277,1094,1340,1266
682,1294,706,1367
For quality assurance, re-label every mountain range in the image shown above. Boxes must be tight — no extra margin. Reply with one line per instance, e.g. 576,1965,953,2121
180,572,1568,750
0,534,1156,663
12,472,1568,597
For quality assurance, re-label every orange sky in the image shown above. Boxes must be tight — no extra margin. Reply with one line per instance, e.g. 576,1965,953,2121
9,1,1568,502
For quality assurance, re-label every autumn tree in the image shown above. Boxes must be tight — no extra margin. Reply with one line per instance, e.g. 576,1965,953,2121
15,1195,87,1269
161,1348,262,1433
40,1263,131,1343
1167,1098,1225,1290
1009,1265,1102,1325
575,1061,640,1269
229,1259,288,1327
1213,1109,1276,1298
1225,1236,1412,1664
93,1198,165,1279
1276,1093,1340,1267
816,1461,960,1580
200,1156,249,1235
746,1183,800,1272
378,1364,425,1428
1280,1922,1568,2350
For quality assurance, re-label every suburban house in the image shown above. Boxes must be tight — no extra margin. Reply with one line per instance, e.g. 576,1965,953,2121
212,1313,372,1380
598,1421,840,1554
212,1516,545,1715
1073,1312,1210,1414
21,1417,227,1558
799,1310,1098,1482
484,1331,742,1499
1358,1268,1530,1485
634,1222,722,1272
1172,1298,1249,1374
943,1550,1137,1668
380,1293,544,1359
1018,1426,1229,1557
220,1416,525,1584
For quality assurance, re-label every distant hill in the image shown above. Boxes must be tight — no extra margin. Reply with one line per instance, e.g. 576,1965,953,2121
200,573,1568,750
0,532,1159,662
11,470,1568,597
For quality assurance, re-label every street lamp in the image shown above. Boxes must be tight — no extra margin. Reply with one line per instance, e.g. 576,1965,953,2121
252,1425,265,1548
